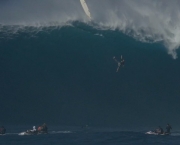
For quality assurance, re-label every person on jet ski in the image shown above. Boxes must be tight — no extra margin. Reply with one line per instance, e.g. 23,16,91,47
155,126,164,134
42,123,48,132
30,126,36,132
37,123,48,133
165,124,172,134
25,126,37,134
0,126,6,134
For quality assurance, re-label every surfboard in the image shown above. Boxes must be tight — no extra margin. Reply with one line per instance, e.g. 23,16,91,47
80,0,92,20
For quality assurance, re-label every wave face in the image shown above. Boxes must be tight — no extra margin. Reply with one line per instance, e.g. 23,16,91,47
1,0,180,128
1,0,180,58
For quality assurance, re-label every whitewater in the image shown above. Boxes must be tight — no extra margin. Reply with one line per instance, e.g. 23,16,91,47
0,0,180,58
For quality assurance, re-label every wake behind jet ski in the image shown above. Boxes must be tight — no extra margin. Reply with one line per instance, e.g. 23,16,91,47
0,126,6,135
113,55,125,72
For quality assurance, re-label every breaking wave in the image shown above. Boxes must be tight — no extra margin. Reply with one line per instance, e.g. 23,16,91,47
0,0,180,58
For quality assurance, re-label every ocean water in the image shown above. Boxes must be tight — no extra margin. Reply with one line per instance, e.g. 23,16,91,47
1,125,180,145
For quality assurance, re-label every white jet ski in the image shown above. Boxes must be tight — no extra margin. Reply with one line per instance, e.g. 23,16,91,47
145,131,158,135
19,125,48,135
18,130,38,136
18,126,39,135
145,131,170,135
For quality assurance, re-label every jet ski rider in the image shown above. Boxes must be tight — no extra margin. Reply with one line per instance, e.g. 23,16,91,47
30,126,36,132
155,126,164,134
165,123,172,134
0,126,6,134
37,123,48,133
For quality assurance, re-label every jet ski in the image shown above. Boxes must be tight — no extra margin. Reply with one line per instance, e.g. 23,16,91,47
146,131,158,135
19,126,42,136
18,130,48,135
145,131,170,135
19,124,48,135
18,130,38,136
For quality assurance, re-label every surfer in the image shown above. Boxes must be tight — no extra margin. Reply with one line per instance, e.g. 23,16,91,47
80,0,92,20
113,55,125,72
165,123,172,134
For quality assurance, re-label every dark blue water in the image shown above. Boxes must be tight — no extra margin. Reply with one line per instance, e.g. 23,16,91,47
1,22,180,145
1,125,180,145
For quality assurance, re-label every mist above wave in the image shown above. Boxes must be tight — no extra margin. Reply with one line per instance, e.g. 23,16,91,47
0,0,180,58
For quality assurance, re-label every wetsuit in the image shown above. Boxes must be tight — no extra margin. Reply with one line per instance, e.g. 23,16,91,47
165,124,172,134
38,124,48,133
159,127,164,134
121,60,125,66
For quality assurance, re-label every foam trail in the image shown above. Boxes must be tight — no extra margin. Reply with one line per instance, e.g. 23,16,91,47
51,131,73,134
0,0,180,58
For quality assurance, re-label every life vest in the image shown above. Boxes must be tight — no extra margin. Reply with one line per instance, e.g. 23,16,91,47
37,126,42,131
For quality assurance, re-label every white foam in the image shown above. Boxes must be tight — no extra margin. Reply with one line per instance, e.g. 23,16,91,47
50,131,73,134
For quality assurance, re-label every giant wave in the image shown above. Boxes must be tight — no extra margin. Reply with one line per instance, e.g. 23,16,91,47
0,0,180,58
